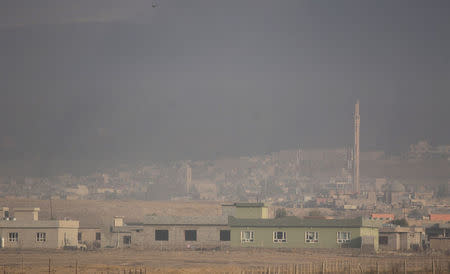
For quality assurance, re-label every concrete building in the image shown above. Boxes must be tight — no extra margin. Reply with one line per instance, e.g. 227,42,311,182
0,207,79,249
228,216,380,250
78,227,102,249
104,203,384,251
378,225,424,251
109,215,230,250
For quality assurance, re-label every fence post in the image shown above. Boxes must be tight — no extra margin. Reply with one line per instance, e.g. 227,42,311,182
432,259,435,274
404,260,406,274
48,258,51,274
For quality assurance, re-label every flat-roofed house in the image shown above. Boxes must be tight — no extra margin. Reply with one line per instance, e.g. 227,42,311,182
0,207,79,249
110,215,230,250
106,203,272,250
228,216,380,250
378,225,424,251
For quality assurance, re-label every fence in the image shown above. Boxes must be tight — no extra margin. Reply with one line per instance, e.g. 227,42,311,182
235,258,450,274
1,257,450,273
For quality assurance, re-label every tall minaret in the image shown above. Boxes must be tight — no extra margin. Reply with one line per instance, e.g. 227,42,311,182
353,100,360,194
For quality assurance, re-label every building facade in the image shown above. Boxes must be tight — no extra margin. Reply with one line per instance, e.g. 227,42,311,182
0,207,79,249
378,226,424,251
109,216,230,250
228,216,379,250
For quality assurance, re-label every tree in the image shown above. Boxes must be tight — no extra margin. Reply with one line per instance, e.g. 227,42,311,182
391,219,409,227
275,208,287,218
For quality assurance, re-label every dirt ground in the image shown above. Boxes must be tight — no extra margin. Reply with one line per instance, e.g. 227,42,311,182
1,248,449,274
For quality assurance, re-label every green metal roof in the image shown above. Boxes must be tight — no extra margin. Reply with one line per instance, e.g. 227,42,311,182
228,216,377,228
234,203,266,207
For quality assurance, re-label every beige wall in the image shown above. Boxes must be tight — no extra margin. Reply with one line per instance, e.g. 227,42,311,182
430,238,450,250
14,210,39,221
78,228,102,248
360,227,379,251
1,227,78,248
0,220,79,249
117,225,230,249
379,233,400,251
379,231,423,251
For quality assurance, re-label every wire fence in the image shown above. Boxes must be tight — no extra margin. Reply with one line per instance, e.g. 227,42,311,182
1,257,450,273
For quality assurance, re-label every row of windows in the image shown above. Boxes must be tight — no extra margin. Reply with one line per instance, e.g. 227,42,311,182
241,231,352,244
154,230,231,242
8,232,46,242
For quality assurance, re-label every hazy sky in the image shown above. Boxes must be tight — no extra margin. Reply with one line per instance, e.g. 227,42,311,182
1,0,450,174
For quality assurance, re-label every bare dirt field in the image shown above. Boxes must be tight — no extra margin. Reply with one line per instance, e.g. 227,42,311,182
1,248,449,273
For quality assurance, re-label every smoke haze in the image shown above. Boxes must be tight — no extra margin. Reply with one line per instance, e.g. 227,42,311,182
1,0,449,175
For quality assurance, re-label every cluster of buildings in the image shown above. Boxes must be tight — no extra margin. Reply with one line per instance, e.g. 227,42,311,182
1,203,449,252
409,140,450,160
1,100,449,252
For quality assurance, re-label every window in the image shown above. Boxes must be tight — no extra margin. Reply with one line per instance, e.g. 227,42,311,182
36,232,46,242
8,232,18,242
337,232,351,243
273,231,287,243
96,232,101,241
379,236,388,245
305,231,319,243
185,230,197,241
220,230,230,241
240,231,254,243
155,230,169,241
123,235,131,245
78,232,82,243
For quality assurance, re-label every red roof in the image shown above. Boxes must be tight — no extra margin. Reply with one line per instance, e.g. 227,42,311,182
429,214,450,221
370,213,394,220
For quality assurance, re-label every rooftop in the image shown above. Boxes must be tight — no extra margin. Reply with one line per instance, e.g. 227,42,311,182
234,203,266,208
132,215,229,226
228,216,380,228
13,207,40,212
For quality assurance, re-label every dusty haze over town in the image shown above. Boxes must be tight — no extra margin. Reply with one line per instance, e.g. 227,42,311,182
1,1,450,273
